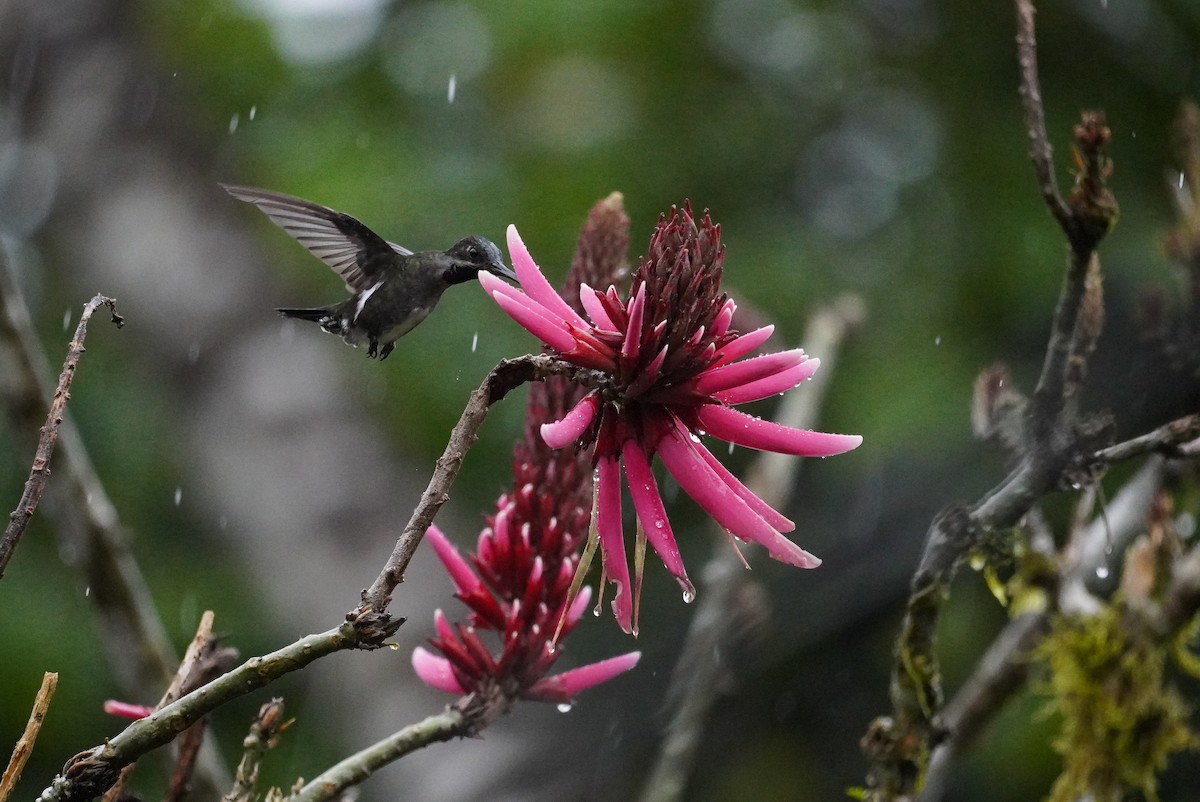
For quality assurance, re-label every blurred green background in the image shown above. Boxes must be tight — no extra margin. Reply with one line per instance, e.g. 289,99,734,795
2,0,1198,800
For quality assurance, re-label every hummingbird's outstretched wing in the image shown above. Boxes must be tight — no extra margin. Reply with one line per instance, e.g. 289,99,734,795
222,184,413,293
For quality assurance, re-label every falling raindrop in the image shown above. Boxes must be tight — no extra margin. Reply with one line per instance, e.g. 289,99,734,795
934,336,941,346
62,309,72,330
249,105,257,121
1095,565,1109,579
187,341,201,363
218,515,228,530
84,586,91,597
728,441,735,455
447,73,457,103
471,331,478,352
1179,172,1186,190
556,702,573,713
174,487,183,506
228,113,240,134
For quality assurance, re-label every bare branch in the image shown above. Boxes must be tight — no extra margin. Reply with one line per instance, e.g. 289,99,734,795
0,293,122,578
1093,414,1200,463
1015,0,1071,231
285,709,469,802
0,672,59,802
223,699,288,802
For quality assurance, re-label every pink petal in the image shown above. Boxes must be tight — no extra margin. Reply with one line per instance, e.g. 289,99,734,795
658,424,822,569
712,325,774,365
526,651,642,702
103,700,154,720
711,299,737,338
694,350,810,395
541,392,600,449
412,647,466,694
714,359,821,405
597,455,634,634
621,440,693,596
486,282,579,353
695,405,863,456
580,284,617,330
506,225,591,331
621,283,646,362
425,524,481,597
689,438,794,532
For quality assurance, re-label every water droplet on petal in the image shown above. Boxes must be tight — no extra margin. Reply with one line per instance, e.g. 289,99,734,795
557,702,573,713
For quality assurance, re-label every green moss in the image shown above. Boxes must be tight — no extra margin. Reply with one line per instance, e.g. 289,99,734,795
1037,605,1199,802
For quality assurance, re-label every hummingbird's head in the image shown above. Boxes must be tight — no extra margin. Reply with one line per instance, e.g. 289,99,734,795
447,236,517,284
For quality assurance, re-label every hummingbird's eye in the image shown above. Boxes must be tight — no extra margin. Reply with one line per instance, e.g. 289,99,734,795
467,245,481,260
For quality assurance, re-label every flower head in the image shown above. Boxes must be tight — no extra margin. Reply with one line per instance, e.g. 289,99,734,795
480,203,862,634
413,194,640,704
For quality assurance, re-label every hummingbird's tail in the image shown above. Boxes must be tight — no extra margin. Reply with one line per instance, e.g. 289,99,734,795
277,307,330,323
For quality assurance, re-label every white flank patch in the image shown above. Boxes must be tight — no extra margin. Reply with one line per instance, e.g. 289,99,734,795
354,280,385,322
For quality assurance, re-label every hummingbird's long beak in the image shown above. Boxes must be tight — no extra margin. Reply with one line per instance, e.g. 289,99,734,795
487,260,519,284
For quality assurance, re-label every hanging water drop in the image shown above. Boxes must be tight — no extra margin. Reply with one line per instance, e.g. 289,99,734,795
1095,565,1109,579
556,702,573,713
682,587,696,604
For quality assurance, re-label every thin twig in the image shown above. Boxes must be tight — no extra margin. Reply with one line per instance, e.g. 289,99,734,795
285,709,470,802
1093,414,1200,463
1015,0,1071,232
0,293,123,579
223,699,288,802
637,294,865,802
0,672,59,802
0,258,179,694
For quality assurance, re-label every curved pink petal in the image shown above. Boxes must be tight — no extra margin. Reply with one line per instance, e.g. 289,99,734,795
711,299,737,338
526,651,642,702
656,424,780,550
425,524,481,597
657,424,822,569
694,350,810,395
695,405,862,456
487,283,579,352
412,647,466,694
579,283,617,330
541,392,600,449
621,439,693,596
713,324,775,366
713,360,820,405
596,455,634,634
689,437,794,532
506,225,591,331
621,283,646,362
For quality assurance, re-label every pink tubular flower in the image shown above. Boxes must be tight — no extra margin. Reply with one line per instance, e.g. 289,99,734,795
480,203,862,634
413,194,640,704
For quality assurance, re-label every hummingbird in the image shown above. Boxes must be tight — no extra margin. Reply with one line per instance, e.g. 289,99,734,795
223,184,517,360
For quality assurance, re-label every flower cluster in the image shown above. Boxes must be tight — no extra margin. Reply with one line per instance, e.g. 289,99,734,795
479,203,862,634
413,195,640,703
